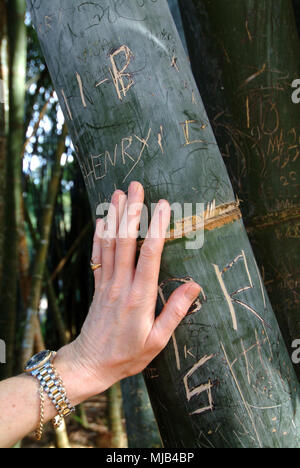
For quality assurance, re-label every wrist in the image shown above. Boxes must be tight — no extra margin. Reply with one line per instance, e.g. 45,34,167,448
53,341,111,406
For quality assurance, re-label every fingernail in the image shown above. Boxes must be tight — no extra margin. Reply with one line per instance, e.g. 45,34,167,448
185,283,201,301
112,190,124,202
158,199,168,205
130,181,142,194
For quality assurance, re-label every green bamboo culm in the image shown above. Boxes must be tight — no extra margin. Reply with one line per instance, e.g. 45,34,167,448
121,375,162,448
0,0,27,380
167,0,188,54
29,0,300,447
179,0,300,378
293,0,300,36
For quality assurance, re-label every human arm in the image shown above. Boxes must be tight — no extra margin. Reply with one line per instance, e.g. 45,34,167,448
0,182,201,448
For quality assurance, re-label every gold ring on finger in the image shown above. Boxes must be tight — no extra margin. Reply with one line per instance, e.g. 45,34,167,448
90,261,102,272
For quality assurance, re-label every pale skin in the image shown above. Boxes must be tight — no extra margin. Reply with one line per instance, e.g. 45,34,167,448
0,182,201,448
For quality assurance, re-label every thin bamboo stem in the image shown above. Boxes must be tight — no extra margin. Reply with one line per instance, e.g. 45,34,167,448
0,0,26,379
21,126,67,367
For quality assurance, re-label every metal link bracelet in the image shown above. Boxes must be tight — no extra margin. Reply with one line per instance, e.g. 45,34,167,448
25,350,75,440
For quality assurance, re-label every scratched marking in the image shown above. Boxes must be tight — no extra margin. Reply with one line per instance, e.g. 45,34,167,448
241,339,251,385
86,126,153,187
180,120,204,146
123,129,152,182
109,45,135,100
76,72,87,108
171,55,179,72
158,125,164,154
61,89,73,120
158,284,180,371
183,355,215,415
158,277,206,371
214,263,238,331
95,78,110,88
213,250,268,331
254,261,267,310
221,343,262,448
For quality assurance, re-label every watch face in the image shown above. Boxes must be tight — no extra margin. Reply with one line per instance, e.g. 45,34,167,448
25,350,52,372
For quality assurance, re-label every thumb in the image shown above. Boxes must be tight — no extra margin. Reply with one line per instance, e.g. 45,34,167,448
150,282,202,348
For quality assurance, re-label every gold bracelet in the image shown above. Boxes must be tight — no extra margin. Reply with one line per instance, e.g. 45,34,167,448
25,350,75,441
35,384,45,441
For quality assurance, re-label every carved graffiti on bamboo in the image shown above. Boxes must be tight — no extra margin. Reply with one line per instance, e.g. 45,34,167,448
35,2,151,36
78,121,167,189
60,45,135,122
158,277,206,371
158,278,213,416
221,342,263,448
252,98,299,175
109,46,135,100
180,120,206,146
268,128,299,170
95,45,135,100
59,56,213,188
79,117,210,187
213,250,268,331
82,127,152,188
219,95,299,194
276,221,300,240
184,354,215,415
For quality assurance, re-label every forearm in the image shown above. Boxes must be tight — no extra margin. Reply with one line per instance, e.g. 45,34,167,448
0,344,108,448
0,183,201,448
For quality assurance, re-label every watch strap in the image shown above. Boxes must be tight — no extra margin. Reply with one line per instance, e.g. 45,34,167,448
31,358,75,418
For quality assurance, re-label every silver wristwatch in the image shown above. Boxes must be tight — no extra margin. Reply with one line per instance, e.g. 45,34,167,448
25,350,75,418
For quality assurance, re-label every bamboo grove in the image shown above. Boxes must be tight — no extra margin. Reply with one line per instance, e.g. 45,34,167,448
0,0,299,448
27,0,300,448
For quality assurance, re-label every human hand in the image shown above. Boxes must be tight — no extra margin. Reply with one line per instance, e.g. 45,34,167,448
61,182,201,397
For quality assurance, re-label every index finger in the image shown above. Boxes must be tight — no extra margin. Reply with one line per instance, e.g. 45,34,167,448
131,200,171,300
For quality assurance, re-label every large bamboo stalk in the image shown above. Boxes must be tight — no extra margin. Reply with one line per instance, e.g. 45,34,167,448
167,0,188,54
29,0,300,447
0,0,27,379
293,0,300,35
121,375,162,448
179,0,300,377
